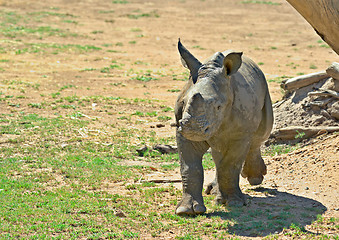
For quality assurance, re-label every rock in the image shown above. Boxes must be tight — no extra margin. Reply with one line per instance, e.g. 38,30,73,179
114,209,126,218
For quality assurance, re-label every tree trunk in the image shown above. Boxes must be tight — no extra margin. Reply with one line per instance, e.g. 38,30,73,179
286,0,339,55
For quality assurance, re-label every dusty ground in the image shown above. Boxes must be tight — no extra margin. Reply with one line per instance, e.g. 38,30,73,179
0,0,338,238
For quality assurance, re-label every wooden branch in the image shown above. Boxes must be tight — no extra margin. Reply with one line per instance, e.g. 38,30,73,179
281,71,329,91
141,179,182,183
153,144,177,154
286,0,339,55
308,89,339,99
326,62,339,80
271,126,339,140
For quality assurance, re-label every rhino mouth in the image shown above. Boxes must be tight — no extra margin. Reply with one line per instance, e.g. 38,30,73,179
177,115,212,141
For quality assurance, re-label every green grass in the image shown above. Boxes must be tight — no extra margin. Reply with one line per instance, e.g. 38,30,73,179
241,0,281,5
112,0,129,3
309,64,318,70
0,8,335,235
192,45,206,50
267,75,291,83
1,25,78,38
263,144,299,156
130,73,159,82
1,42,102,55
27,11,77,19
317,40,330,49
0,109,335,238
0,10,80,39
131,28,142,32
126,11,160,19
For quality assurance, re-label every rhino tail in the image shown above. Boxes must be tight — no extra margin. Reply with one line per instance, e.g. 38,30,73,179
259,90,274,140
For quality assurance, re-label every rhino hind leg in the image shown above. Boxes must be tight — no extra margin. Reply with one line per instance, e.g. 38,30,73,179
241,91,273,185
205,177,247,206
208,144,249,207
241,146,267,185
205,177,217,195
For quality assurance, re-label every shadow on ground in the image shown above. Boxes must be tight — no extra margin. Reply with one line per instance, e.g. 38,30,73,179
206,187,326,237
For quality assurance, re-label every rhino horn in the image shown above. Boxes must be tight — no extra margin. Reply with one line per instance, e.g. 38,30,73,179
178,39,202,83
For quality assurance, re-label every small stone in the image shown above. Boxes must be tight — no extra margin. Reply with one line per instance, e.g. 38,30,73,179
114,210,126,218
61,143,68,148
305,187,309,190
156,123,165,128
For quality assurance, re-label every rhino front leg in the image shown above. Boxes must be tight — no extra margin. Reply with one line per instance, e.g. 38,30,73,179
211,139,251,206
176,132,209,215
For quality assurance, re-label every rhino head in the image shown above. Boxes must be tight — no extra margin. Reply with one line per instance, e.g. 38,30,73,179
176,40,243,142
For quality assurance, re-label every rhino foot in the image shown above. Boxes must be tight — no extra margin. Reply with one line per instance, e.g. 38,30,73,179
246,176,264,186
176,193,206,216
241,169,265,186
241,152,267,186
205,179,218,195
205,180,247,207
215,191,247,207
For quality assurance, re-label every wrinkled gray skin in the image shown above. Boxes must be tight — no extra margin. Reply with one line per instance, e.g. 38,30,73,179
175,40,273,215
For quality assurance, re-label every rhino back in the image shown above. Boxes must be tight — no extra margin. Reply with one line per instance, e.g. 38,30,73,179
229,56,268,126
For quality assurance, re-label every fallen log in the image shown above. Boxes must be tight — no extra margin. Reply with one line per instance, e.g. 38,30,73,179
271,126,339,141
281,71,329,91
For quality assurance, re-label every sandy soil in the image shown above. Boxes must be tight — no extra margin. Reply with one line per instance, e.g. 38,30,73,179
0,0,338,238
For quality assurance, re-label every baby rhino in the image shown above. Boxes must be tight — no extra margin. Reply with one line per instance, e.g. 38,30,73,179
175,40,273,215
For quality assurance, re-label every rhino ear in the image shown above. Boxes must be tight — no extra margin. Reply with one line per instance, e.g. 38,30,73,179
223,52,243,76
178,39,202,83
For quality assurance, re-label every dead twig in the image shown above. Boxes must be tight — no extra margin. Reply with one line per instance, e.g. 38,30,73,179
308,89,339,99
141,179,182,183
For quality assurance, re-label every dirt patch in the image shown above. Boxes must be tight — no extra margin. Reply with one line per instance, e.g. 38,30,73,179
266,133,339,212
